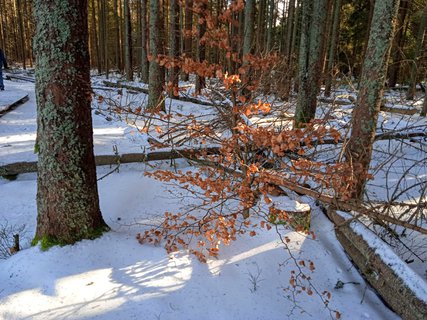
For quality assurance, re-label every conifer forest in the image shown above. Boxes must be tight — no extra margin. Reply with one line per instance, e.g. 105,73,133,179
0,1,426,319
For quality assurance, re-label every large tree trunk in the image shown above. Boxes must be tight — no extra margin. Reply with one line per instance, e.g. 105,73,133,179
295,0,328,126
347,0,400,199
33,0,109,246
148,0,165,110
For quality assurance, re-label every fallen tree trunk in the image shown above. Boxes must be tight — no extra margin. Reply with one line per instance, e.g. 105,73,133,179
265,172,427,235
102,80,221,107
4,74,35,83
3,145,425,318
0,94,29,117
181,157,427,318
325,208,427,320
0,147,221,176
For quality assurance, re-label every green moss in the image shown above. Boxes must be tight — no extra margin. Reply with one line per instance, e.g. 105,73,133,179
34,142,40,154
31,225,110,251
31,235,64,251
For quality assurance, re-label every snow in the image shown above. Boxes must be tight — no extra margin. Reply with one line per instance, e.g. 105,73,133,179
0,89,27,113
336,211,427,302
0,77,420,319
0,168,399,320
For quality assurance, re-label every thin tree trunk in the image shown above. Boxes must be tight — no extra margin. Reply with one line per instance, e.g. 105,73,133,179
256,0,266,54
16,0,26,69
0,0,4,49
229,1,241,74
285,0,296,59
282,0,296,98
295,0,328,126
182,0,193,81
92,0,101,73
290,2,301,93
266,0,275,51
113,0,121,70
33,0,109,245
98,0,105,73
388,0,409,88
124,0,133,81
420,92,427,117
324,0,342,97
148,0,165,110
136,0,142,77
169,0,180,97
195,1,207,94
140,0,149,83
241,0,254,98
406,8,427,100
24,0,33,67
421,92,427,116
347,0,400,199
103,0,109,78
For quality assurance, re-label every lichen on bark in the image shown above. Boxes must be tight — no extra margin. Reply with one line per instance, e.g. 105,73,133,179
33,0,109,246
347,0,400,199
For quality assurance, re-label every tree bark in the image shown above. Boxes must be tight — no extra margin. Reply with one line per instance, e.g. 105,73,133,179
295,0,328,126
140,0,149,83
388,0,409,88
33,0,108,245
256,0,266,54
90,0,101,73
241,0,254,98
421,92,427,117
266,0,275,51
148,0,165,110
15,0,26,69
124,0,133,81
324,0,342,97
195,1,207,94
182,0,193,81
113,0,122,71
169,0,180,97
406,8,427,100
347,0,400,199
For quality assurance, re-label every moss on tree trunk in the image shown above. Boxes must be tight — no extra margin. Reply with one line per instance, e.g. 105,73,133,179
347,0,400,199
33,0,109,247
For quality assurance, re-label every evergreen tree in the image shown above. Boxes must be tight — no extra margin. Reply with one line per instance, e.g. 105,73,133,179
33,0,109,247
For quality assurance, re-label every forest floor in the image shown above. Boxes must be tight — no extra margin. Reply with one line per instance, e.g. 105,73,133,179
0,76,426,319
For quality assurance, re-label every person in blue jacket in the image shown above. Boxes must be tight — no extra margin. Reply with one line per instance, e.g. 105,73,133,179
0,48,8,91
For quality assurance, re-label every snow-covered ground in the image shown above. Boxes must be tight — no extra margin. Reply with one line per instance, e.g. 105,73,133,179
0,77,424,319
